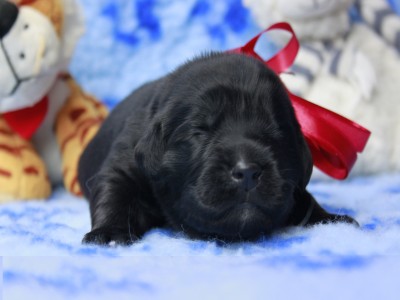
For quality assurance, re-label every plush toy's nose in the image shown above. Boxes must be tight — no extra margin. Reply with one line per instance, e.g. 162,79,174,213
0,0,19,40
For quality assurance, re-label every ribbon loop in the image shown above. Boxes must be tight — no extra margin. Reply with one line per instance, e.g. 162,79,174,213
227,22,371,180
230,22,299,74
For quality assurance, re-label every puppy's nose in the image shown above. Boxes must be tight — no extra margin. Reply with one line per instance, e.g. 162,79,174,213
0,0,19,40
231,162,261,192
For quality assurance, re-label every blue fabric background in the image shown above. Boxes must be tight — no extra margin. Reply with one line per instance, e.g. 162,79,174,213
1,1,400,299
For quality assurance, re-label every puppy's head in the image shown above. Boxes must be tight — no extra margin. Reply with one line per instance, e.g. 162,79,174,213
137,53,312,241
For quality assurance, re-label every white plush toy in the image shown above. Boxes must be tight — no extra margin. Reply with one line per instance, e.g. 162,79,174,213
244,0,400,177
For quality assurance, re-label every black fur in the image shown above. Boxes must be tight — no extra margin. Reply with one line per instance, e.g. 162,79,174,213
78,53,357,245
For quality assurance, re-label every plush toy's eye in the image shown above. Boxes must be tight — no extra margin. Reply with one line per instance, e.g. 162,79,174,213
19,52,25,59
23,24,29,30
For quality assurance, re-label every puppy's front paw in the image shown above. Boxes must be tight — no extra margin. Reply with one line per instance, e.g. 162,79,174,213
323,214,359,227
82,227,136,246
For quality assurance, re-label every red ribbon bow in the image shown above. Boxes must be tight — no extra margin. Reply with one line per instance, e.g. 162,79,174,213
228,22,371,180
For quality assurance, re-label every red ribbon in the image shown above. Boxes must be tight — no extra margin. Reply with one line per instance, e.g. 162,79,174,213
3,96,49,140
228,22,371,179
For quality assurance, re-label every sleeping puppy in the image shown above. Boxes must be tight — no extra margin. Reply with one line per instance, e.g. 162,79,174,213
78,52,357,245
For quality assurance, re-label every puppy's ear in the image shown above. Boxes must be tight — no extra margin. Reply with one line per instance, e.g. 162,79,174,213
134,120,166,178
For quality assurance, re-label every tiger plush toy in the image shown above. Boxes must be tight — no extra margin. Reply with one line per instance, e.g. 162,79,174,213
0,0,107,202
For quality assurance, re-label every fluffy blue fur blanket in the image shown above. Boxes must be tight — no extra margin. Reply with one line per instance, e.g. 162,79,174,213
1,0,400,299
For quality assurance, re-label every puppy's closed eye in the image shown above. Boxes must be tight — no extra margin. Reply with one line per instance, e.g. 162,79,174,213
192,126,209,137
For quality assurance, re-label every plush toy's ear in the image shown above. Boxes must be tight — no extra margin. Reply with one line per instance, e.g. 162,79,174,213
59,0,85,71
244,0,355,41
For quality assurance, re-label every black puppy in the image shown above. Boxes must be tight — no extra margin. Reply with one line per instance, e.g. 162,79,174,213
78,53,356,245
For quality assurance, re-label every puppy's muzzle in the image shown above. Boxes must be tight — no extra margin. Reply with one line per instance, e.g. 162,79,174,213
231,162,261,192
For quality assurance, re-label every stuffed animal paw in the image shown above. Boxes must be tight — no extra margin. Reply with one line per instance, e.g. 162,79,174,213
0,117,51,201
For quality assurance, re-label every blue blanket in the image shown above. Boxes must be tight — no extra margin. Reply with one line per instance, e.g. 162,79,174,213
2,0,400,299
